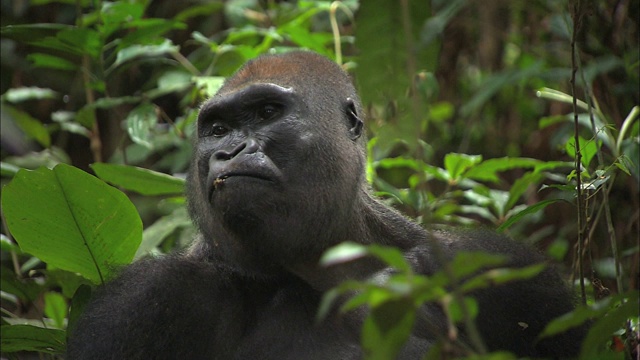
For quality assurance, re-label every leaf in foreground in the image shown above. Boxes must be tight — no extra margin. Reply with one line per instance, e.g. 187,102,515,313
2,164,142,284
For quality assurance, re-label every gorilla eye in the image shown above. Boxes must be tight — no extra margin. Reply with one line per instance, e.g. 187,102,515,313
209,124,230,137
256,103,282,121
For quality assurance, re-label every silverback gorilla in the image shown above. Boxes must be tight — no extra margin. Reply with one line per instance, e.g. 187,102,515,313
67,51,586,359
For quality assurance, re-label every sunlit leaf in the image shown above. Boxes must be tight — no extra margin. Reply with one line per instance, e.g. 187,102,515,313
194,76,225,97
126,102,158,148
113,39,179,68
320,242,368,267
444,153,482,182
2,87,58,102
465,157,542,183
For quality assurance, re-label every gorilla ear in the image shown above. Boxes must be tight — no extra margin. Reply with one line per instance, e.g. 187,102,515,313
345,98,363,141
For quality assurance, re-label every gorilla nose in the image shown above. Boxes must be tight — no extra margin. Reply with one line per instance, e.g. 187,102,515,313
213,138,260,161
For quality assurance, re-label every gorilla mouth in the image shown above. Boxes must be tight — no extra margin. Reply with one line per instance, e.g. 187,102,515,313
214,172,273,186
208,172,276,201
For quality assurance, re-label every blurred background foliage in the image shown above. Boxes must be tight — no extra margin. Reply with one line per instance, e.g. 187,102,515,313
0,0,638,358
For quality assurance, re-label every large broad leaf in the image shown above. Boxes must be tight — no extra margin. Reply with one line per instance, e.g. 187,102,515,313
2,164,142,284
91,163,185,196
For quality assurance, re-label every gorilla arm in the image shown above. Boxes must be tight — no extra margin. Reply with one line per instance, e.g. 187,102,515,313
66,257,244,359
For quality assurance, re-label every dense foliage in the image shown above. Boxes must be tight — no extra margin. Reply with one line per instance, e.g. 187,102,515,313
1,0,638,359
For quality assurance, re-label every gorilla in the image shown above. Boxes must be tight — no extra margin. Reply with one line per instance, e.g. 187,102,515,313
67,51,586,359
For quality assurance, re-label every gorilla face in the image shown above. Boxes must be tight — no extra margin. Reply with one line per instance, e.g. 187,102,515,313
186,52,366,269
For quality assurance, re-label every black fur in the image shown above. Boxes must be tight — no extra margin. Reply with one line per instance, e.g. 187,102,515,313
67,52,586,359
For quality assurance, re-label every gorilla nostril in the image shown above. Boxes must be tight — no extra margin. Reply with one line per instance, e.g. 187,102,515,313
213,139,259,161
213,149,234,161
242,138,259,154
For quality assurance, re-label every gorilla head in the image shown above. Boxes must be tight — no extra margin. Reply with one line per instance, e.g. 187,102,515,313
187,52,369,274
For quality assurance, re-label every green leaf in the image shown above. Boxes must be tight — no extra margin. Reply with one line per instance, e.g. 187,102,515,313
117,19,187,51
2,87,58,103
2,164,142,284
144,70,192,99
0,268,40,302
580,291,639,357
101,1,146,26
368,245,412,274
113,39,179,68
446,296,478,323
126,103,158,148
497,199,562,232
444,153,483,181
0,23,72,42
362,298,416,360
135,207,191,259
317,288,341,322
3,104,51,147
44,292,67,329
174,2,225,22
27,53,78,71
539,293,616,339
93,96,142,109
57,28,102,58
460,264,547,293
0,325,66,354
449,251,507,280
505,172,544,212
465,157,542,183
194,76,226,98
1,162,21,177
91,163,185,196
29,28,102,58
566,136,600,168
320,242,368,267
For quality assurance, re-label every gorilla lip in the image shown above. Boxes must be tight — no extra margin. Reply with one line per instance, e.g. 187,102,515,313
209,172,275,200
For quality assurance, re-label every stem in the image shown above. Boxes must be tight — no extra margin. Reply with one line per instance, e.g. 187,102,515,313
329,1,354,66
570,0,587,304
617,106,640,156
172,51,200,76
330,2,342,65
577,40,625,295
82,55,103,163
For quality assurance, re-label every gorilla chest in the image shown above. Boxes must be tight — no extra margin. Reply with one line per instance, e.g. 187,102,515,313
230,285,362,360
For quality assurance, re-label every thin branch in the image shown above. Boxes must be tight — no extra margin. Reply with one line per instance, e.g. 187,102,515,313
570,0,587,304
